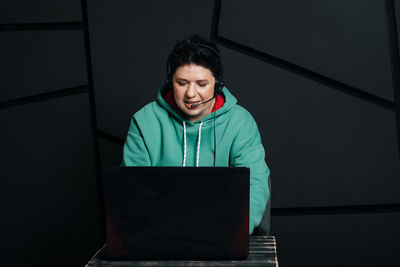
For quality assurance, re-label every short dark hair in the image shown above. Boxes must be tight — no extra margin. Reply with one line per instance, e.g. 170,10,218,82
166,34,224,91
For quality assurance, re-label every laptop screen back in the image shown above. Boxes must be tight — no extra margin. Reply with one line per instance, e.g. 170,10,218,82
102,166,249,260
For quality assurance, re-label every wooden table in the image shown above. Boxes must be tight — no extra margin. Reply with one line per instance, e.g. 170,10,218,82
86,236,278,267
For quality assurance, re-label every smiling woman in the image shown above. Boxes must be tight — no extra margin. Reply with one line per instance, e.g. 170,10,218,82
121,34,270,235
173,64,216,122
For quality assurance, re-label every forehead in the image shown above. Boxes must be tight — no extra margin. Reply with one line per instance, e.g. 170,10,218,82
174,64,214,79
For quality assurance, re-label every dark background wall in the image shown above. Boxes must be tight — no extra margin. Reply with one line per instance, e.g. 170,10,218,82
1,1,400,266
0,1,102,266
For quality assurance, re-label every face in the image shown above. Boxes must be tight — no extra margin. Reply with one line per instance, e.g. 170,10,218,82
172,64,216,122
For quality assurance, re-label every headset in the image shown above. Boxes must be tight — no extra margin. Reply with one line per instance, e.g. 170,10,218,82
165,43,224,94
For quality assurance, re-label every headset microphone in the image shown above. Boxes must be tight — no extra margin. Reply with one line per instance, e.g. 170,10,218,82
190,96,215,108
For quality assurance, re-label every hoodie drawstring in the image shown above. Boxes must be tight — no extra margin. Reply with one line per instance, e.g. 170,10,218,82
182,121,203,167
183,121,187,167
196,122,203,167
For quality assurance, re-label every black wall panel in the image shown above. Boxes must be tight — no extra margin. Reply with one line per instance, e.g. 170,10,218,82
219,0,394,102
0,30,87,102
98,138,124,182
0,0,81,23
0,94,102,267
87,0,214,138
98,139,123,166
220,46,400,208
396,0,400,55
271,213,400,267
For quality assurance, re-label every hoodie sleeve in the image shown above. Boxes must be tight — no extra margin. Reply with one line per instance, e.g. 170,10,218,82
230,110,270,235
121,117,151,166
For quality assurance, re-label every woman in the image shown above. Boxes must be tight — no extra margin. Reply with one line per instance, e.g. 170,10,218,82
121,34,270,235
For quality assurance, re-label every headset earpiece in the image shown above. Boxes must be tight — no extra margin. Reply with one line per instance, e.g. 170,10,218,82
214,78,224,95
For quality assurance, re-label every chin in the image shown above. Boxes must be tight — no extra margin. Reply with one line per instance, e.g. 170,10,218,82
183,109,202,118
185,111,201,118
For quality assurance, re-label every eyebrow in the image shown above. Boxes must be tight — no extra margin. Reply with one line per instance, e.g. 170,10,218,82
176,78,209,82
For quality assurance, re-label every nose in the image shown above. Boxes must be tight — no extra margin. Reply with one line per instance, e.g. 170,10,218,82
185,82,197,98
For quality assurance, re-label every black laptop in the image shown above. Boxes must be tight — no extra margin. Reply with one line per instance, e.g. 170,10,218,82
101,166,249,260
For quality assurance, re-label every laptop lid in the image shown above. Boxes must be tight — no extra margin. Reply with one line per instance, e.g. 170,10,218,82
101,166,249,260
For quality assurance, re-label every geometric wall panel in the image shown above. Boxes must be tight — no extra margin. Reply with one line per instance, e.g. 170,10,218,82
396,0,400,56
0,0,82,23
219,0,394,101
87,0,214,138
98,139,123,167
271,212,400,267
98,139,123,187
0,93,102,267
220,46,400,208
0,31,87,102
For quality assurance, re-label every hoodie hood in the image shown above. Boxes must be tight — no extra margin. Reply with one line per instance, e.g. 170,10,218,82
156,85,237,125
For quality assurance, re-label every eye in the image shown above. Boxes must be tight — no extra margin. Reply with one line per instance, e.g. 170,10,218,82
177,82,186,86
198,83,207,87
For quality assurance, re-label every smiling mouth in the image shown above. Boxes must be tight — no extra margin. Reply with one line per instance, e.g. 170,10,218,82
184,101,200,109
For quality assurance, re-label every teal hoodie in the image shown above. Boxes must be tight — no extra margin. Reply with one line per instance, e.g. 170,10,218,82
121,86,270,235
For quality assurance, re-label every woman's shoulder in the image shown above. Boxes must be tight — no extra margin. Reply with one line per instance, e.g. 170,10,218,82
127,101,168,134
133,101,167,121
229,104,257,125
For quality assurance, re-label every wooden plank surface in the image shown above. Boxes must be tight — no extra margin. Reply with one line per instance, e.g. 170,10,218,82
85,236,278,267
